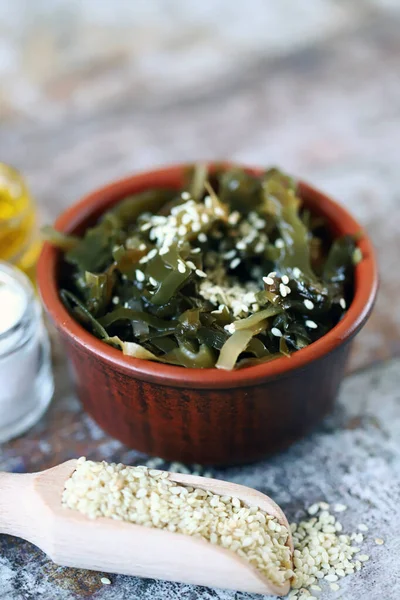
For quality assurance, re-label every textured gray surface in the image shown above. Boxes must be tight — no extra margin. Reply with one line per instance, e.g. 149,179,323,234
0,1,399,599
0,358,399,599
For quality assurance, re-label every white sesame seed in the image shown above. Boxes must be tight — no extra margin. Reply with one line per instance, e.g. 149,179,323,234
135,270,145,282
339,298,347,309
186,261,197,270
149,277,158,287
224,323,236,334
177,262,186,274
268,271,277,278
310,585,321,591
280,283,288,297
305,320,318,329
319,502,330,510
198,233,207,243
230,258,241,269
181,191,190,200
224,250,236,260
192,223,201,232
271,327,282,337
329,583,340,591
101,577,111,585
357,554,370,562
333,504,347,513
281,275,289,285
275,238,285,248
263,276,274,285
293,267,301,278
255,242,265,253
195,269,207,278
147,248,158,260
374,538,384,545
236,241,246,250
357,524,369,532
304,300,314,310
204,196,212,209
325,573,338,582
112,296,119,304
159,247,169,256
178,225,187,236
307,504,320,516
140,222,152,231
191,247,201,254
215,207,225,217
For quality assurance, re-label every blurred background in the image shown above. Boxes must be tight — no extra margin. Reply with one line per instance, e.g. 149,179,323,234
0,0,399,368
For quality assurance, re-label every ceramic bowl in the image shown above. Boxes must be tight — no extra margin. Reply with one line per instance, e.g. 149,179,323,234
37,164,378,465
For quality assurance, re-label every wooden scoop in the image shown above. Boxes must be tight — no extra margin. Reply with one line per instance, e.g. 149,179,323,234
0,460,293,596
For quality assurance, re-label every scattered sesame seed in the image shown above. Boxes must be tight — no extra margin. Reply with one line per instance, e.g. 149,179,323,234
192,223,201,232
357,524,369,532
181,214,192,225
230,257,241,269
159,247,169,256
304,299,314,310
101,577,111,585
140,222,152,231
339,298,347,309
138,243,147,251
268,271,277,278
147,248,158,260
357,554,370,562
280,283,288,297
139,256,148,264
224,323,236,334
319,502,330,510
178,225,187,236
195,269,207,278
191,247,201,254
275,238,285,248
228,211,240,225
333,503,347,513
224,250,236,260
329,583,340,591
181,191,190,200
135,270,145,282
177,261,186,274
375,538,384,545
112,296,119,304
149,277,158,287
305,320,318,329
215,207,225,217
293,267,301,278
310,585,322,592
254,242,265,253
198,233,207,243
271,327,282,337
236,241,246,250
325,573,338,582
307,503,320,516
186,261,197,270
201,214,209,224
204,196,212,209
281,275,289,285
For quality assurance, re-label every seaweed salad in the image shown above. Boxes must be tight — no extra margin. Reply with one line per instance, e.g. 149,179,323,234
45,165,360,370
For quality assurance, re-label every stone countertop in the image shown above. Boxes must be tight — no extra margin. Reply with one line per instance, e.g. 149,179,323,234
0,1,399,599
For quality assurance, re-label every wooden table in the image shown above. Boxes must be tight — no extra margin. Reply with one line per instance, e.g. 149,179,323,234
0,2,399,599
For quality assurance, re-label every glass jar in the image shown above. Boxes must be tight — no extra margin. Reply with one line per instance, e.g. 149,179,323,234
0,163,41,282
0,261,53,442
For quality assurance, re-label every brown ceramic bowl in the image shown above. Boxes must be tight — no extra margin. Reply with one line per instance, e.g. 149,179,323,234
38,164,378,465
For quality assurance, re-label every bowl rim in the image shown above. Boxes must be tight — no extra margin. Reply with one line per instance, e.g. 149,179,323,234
37,163,378,389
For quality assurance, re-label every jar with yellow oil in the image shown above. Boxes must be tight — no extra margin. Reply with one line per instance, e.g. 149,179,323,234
0,163,41,282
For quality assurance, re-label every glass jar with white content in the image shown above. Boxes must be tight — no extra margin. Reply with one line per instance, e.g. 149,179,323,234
0,261,53,442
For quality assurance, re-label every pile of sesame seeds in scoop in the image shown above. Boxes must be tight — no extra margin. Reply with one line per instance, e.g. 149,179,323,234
63,459,374,596
48,164,360,370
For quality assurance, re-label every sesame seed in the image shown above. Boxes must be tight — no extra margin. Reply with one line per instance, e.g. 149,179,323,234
177,262,186,274
304,299,314,310
374,538,384,545
357,554,370,562
191,247,201,254
215,207,225,217
140,222,152,231
192,223,201,232
329,583,340,591
149,277,158,287
280,283,288,297
325,573,338,582
224,250,236,260
255,242,265,253
228,211,240,225
357,524,369,532
319,502,330,510
305,320,318,329
198,233,207,243
195,269,207,278
281,275,289,285
178,225,188,236
181,191,190,200
147,248,158,260
293,267,301,278
186,261,197,270
112,296,119,304
307,503,320,516
230,257,241,269
310,585,322,591
333,504,347,513
268,271,277,278
182,214,192,225
136,270,145,282
101,577,111,585
204,196,212,209
159,247,169,256
224,323,236,334
271,327,282,337
236,241,246,250
138,243,147,251
340,298,347,309
275,238,285,248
